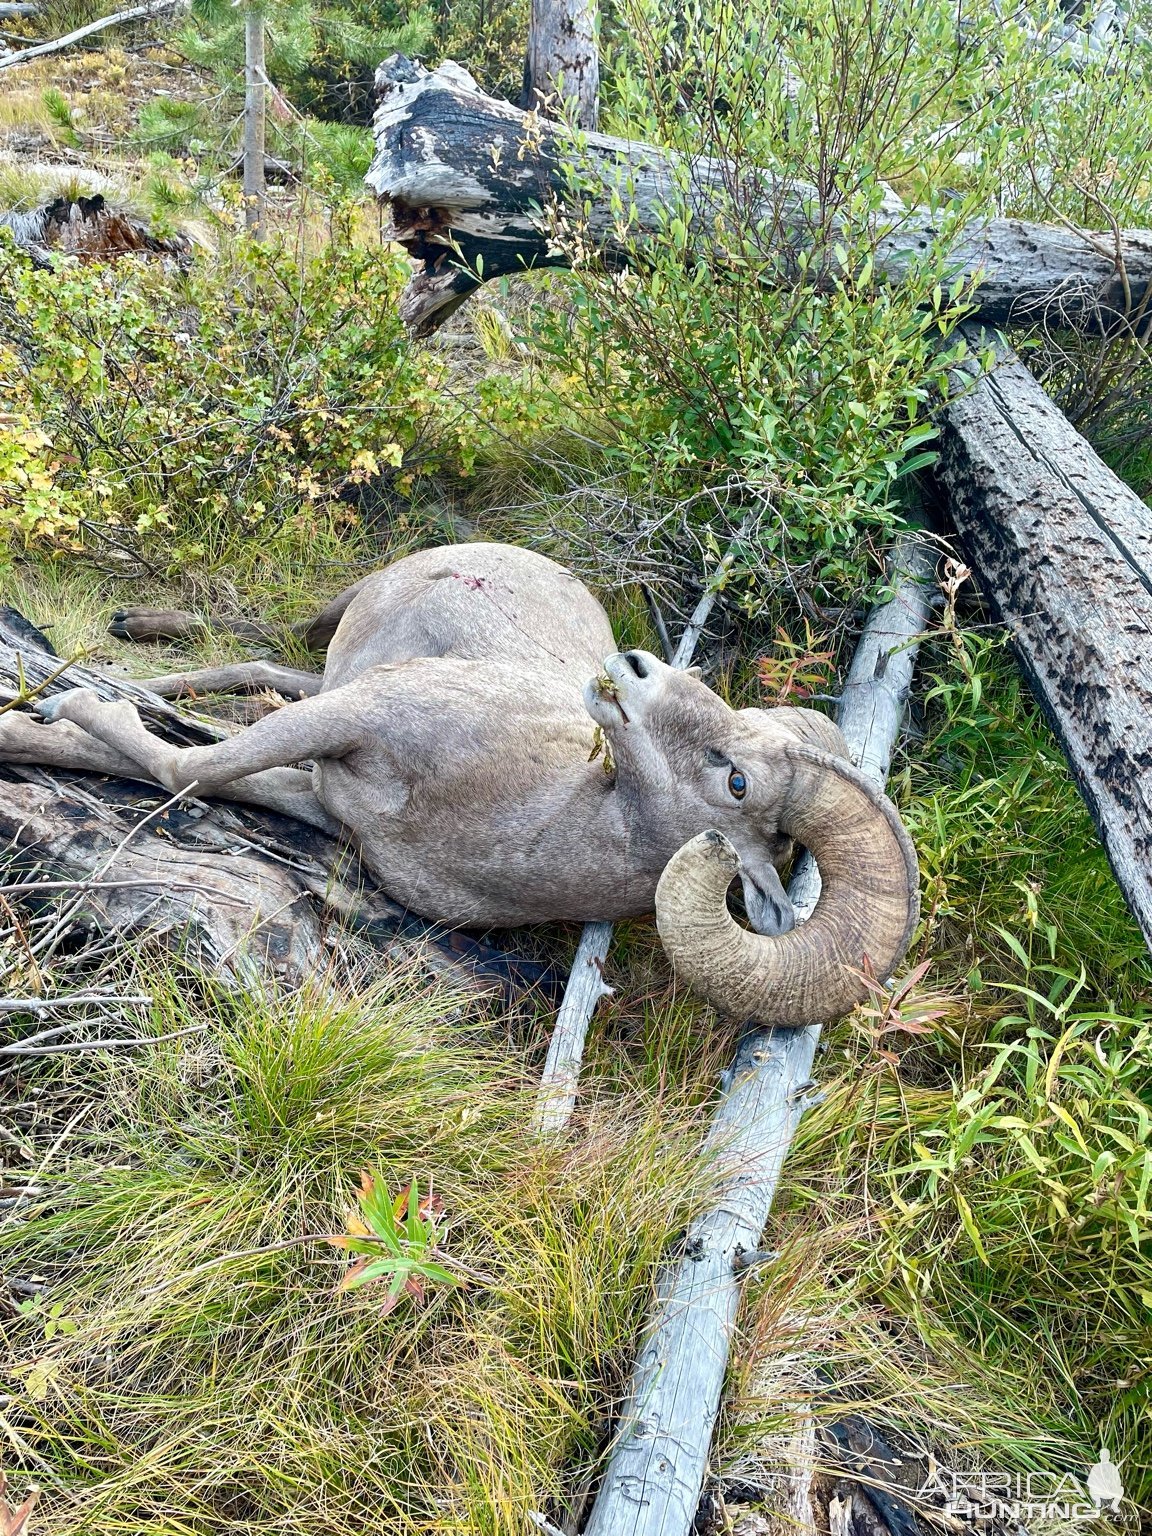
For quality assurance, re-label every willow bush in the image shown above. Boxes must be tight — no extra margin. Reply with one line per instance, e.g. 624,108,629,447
0,211,439,569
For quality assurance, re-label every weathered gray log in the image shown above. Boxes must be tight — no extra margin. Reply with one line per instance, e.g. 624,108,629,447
0,0,183,69
366,56,1152,337
0,768,328,984
583,535,936,1536
0,763,559,996
0,616,560,998
936,324,1152,952
523,0,599,128
534,919,613,1135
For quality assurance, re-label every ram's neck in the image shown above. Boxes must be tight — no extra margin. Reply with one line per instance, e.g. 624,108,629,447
512,758,661,899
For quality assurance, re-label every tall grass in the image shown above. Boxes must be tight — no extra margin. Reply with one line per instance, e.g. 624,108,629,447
1,971,716,1534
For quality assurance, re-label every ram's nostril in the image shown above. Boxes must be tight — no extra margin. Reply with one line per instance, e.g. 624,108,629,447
623,650,649,678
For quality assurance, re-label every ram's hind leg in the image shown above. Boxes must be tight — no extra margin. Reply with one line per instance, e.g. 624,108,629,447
108,608,270,645
138,662,323,700
109,576,372,654
0,708,341,833
35,687,363,800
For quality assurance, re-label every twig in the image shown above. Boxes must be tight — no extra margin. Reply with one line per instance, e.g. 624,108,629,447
0,993,152,1014
0,1024,203,1057
0,0,183,68
641,583,676,664
671,525,750,668
527,1514,568,1536
0,1103,90,1236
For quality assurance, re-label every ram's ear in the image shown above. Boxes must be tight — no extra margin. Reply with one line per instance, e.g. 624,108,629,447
682,665,703,679
737,854,795,936
738,705,848,758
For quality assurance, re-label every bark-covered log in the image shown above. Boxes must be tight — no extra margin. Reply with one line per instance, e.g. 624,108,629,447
0,615,560,997
936,325,1152,952
366,56,1152,337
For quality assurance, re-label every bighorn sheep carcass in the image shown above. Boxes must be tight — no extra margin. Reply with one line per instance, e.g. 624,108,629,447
0,543,918,1024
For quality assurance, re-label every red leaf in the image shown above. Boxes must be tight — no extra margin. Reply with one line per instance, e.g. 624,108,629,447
0,1471,39,1536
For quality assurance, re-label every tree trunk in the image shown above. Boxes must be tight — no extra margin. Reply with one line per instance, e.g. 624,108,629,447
936,325,1152,952
523,0,599,129
366,56,1152,337
243,6,266,234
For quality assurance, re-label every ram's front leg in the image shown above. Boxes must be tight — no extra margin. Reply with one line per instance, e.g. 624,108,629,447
35,686,363,796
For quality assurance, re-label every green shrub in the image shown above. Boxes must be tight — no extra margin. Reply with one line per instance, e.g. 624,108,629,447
0,212,441,569
179,0,436,124
488,0,1152,602
787,981,1152,1504
131,96,213,156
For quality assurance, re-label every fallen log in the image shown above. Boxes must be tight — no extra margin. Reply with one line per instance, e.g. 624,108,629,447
583,534,936,1536
366,56,1152,337
936,324,1152,953
0,615,560,998
0,768,329,985
0,0,183,69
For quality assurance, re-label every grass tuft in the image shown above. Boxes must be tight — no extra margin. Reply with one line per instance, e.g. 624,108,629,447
1,966,716,1534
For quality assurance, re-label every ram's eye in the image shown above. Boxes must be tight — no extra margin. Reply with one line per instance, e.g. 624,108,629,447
727,768,747,800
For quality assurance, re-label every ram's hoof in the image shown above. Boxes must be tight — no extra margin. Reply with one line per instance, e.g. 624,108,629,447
34,688,95,724
109,608,205,643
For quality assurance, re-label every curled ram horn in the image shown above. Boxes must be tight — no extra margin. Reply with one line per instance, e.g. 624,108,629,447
655,744,919,1026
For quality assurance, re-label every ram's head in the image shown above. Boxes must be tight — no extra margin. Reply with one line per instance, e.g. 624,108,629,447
586,650,919,1026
